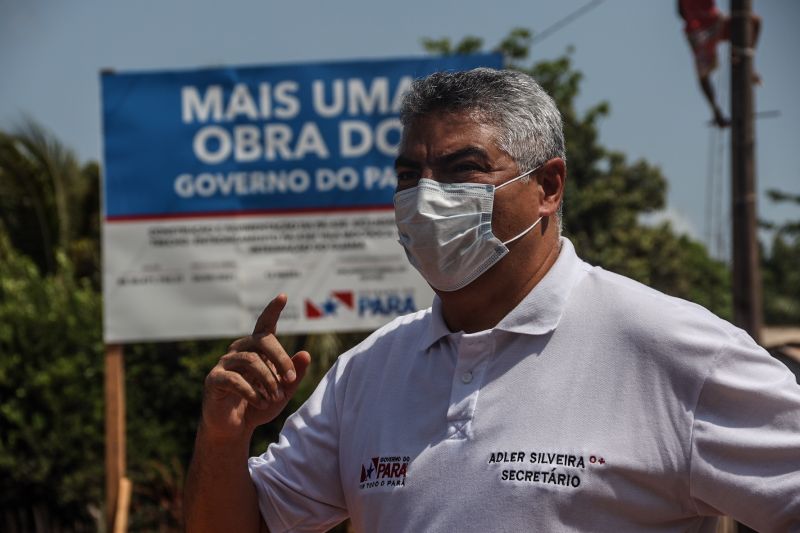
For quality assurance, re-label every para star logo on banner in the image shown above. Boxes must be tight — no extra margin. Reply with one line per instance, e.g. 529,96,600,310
304,291,354,319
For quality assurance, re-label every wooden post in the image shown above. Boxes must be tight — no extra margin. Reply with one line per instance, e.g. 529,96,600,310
113,477,133,533
105,344,126,530
730,0,763,343
718,516,737,533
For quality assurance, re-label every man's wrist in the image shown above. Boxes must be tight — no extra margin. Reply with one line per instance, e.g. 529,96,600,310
196,419,254,454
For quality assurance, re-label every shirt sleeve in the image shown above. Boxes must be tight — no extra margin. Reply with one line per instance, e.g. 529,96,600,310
248,358,349,533
689,330,800,531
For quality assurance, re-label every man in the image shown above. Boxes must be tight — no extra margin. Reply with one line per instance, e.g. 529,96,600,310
678,0,761,128
185,68,800,532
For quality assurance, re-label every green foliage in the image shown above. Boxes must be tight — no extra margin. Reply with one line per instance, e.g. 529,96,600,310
0,120,100,284
762,234,800,324
493,28,532,65
122,339,224,530
421,35,484,56
0,229,104,529
761,190,800,324
766,189,800,205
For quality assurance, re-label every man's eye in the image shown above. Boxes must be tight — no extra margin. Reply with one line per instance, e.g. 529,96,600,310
396,170,419,181
453,163,484,174
447,164,487,181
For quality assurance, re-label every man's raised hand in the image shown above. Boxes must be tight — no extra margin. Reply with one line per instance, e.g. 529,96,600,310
201,294,311,442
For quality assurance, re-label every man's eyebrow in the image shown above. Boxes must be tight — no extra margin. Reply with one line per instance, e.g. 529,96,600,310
432,146,490,167
394,147,491,169
394,155,419,170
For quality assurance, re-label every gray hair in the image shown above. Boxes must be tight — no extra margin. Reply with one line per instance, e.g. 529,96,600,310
399,68,565,172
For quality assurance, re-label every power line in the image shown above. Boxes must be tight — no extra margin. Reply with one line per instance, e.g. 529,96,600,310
531,0,606,45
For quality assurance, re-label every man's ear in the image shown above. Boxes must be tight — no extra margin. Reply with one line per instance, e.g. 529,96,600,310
537,158,566,218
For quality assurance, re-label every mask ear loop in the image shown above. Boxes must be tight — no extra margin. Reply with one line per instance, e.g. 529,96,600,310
496,164,545,245
495,164,541,191
502,216,543,246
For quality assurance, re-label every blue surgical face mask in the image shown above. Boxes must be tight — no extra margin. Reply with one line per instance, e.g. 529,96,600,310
393,166,543,292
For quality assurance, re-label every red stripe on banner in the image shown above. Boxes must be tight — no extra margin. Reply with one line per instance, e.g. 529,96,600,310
105,204,394,222
333,291,355,309
305,300,323,319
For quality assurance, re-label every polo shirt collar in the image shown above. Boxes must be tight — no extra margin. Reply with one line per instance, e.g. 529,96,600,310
422,297,452,350
496,237,584,336
420,237,585,350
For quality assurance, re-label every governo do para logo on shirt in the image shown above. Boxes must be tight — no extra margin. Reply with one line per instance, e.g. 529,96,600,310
359,455,410,491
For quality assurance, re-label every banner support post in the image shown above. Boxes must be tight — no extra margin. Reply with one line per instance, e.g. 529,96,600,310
104,343,126,530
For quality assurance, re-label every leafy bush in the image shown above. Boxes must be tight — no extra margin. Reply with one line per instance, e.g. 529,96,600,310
0,231,104,530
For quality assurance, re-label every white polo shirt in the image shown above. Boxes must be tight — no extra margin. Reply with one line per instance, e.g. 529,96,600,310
249,238,800,532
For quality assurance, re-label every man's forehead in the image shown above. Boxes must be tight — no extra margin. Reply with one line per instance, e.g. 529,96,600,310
404,108,489,130
400,110,501,151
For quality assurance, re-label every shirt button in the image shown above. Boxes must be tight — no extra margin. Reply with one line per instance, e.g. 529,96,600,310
461,371,473,384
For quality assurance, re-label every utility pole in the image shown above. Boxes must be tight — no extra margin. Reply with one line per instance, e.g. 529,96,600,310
730,0,762,343
727,6,764,532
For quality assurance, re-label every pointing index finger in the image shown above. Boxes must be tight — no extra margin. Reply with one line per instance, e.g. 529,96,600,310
253,293,288,336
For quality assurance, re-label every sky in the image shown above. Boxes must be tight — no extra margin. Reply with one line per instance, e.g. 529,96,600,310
1,0,798,260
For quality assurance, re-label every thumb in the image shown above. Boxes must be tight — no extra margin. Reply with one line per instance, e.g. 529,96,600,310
283,351,312,399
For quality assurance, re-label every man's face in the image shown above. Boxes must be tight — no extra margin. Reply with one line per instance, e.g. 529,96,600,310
394,111,541,243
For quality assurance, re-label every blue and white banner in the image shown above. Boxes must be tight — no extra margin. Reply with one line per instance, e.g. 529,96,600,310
100,54,503,342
